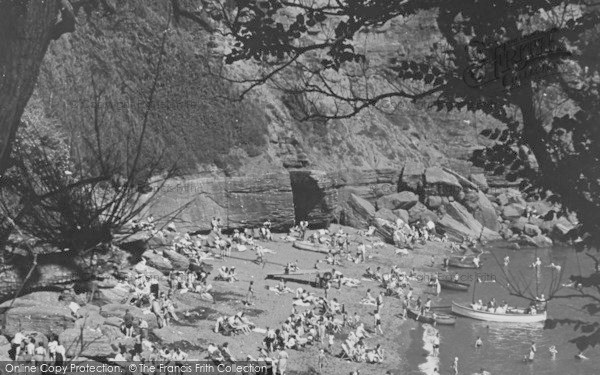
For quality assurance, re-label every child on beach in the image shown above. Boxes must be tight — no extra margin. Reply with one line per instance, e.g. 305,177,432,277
317,348,327,374
245,281,255,305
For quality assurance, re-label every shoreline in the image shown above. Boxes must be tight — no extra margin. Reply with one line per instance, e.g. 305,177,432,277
155,224,467,374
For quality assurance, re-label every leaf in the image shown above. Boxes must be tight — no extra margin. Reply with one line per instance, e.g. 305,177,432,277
424,74,434,84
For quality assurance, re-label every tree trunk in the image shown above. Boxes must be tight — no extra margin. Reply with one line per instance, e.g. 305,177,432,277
0,0,62,174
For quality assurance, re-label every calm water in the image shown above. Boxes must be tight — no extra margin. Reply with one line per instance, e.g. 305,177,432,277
405,244,600,375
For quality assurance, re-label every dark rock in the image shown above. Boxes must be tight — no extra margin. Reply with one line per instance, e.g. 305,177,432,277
424,166,462,198
469,173,489,192
150,173,295,232
376,191,419,210
400,160,425,191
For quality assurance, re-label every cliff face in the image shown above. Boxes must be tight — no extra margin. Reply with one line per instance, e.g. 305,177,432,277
30,1,497,179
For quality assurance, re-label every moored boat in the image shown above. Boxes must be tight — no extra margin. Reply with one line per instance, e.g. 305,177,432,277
439,279,470,291
292,240,330,253
451,302,547,323
407,307,456,325
447,257,480,269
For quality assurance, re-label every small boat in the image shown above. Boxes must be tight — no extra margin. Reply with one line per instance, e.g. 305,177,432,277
406,307,456,325
451,302,547,323
293,241,330,253
439,279,470,292
447,257,480,269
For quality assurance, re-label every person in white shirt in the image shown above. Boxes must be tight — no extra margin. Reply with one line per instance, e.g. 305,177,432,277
26,337,36,356
34,342,46,364
11,332,25,360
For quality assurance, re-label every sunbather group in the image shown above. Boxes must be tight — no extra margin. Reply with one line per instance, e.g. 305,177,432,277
214,312,256,336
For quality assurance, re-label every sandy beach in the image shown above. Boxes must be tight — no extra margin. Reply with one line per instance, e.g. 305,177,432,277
151,224,457,375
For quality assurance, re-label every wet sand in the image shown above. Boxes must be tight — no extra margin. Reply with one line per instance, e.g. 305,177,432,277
157,224,457,374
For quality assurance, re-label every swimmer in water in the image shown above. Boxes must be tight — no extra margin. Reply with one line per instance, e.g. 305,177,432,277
549,345,557,359
475,337,483,349
575,350,588,360
503,255,510,267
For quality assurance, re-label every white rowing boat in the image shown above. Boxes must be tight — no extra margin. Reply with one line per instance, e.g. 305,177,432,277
451,302,547,323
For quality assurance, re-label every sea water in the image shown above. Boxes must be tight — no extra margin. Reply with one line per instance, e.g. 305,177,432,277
406,245,600,375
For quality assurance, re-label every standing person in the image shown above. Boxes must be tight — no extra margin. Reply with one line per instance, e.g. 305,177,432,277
54,340,66,365
33,342,46,364
245,281,255,306
317,348,327,374
451,357,459,375
432,333,440,357
324,280,331,299
278,349,289,375
549,345,558,359
374,310,383,335
10,332,25,360
376,291,384,314
402,296,409,319
527,342,536,361
123,309,135,337
357,242,366,263
435,278,441,296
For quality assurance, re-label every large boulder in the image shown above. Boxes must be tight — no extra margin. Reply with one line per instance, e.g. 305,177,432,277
372,218,396,244
399,160,425,191
3,304,73,337
340,193,377,229
374,208,398,223
99,304,158,329
444,201,484,234
523,223,542,237
376,191,419,210
408,202,438,224
425,195,443,209
462,190,500,231
502,204,525,220
59,326,122,358
149,173,295,232
142,250,173,274
437,214,501,242
392,209,410,223
424,167,462,198
162,249,190,271
510,217,529,234
469,174,489,193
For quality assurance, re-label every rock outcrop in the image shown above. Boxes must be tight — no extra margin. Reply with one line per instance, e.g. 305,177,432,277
149,173,295,232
